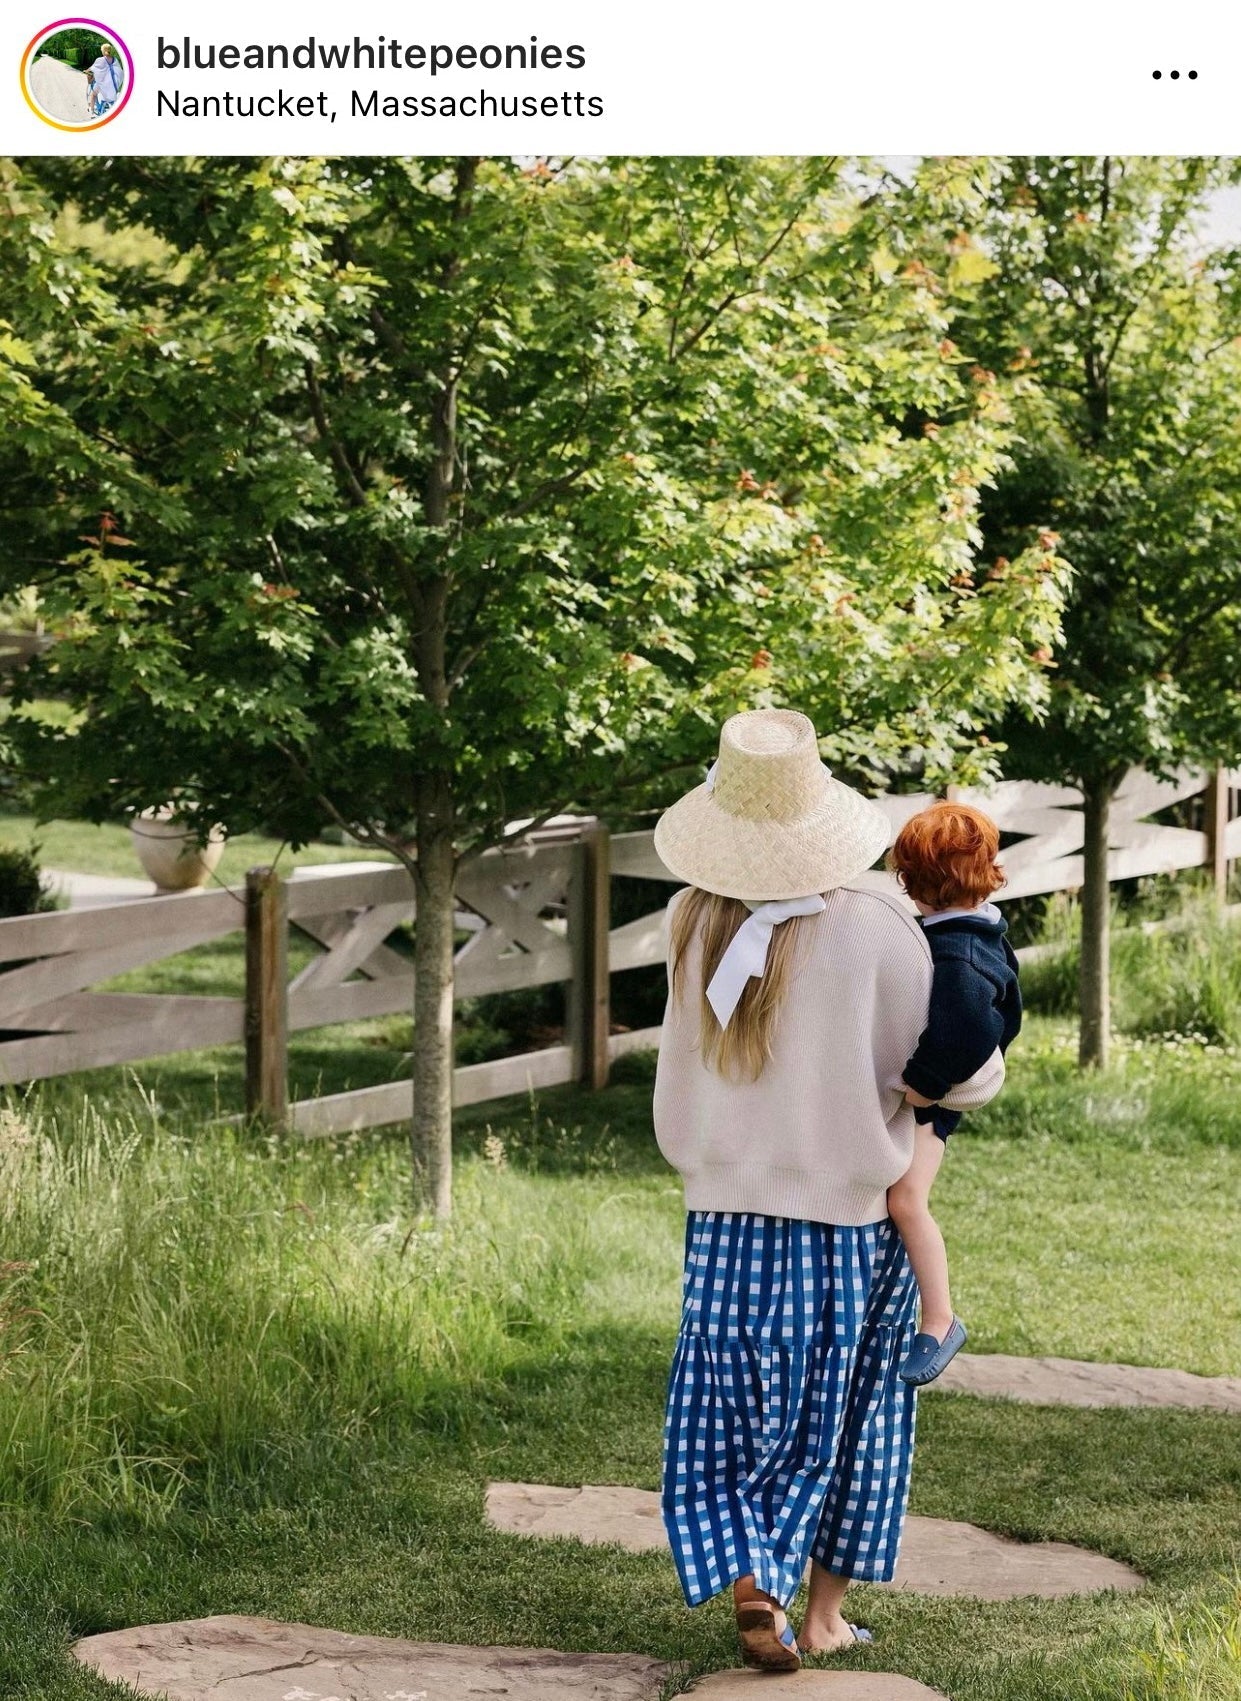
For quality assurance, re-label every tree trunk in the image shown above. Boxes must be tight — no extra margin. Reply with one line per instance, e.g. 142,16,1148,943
407,156,477,1217
411,411,457,1218
411,769,456,1217
1078,773,1113,1069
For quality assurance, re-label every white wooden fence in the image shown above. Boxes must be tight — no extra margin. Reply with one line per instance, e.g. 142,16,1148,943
0,767,1236,1134
0,630,52,678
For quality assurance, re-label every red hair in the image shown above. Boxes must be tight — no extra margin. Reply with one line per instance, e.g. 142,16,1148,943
889,801,1005,910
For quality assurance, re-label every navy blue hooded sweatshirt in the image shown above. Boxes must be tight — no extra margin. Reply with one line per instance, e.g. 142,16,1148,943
902,905,1022,1139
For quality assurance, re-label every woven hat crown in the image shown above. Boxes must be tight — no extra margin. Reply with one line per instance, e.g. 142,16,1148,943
653,705,890,900
712,710,829,823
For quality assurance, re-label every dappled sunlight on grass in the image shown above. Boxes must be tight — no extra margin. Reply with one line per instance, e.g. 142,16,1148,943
1,1019,1238,1699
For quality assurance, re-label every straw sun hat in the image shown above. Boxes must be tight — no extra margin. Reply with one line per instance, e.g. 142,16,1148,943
654,709,891,901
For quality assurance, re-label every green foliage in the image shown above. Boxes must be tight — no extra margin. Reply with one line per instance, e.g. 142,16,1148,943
1021,891,1241,1044
1109,1586,1241,1701
1112,910,1241,1045
0,154,1074,1199
37,28,107,67
966,157,1241,786
0,586,43,632
0,841,56,916
367,983,571,1068
0,155,1067,850
0,1100,589,1516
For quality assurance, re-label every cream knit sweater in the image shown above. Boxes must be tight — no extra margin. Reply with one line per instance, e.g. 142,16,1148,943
653,884,946,1226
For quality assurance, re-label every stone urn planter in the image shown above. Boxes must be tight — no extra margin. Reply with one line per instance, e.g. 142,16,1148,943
130,807,226,892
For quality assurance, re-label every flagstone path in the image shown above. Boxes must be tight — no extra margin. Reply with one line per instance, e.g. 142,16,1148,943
65,1141,1230,1701
73,1614,953,1700
72,1615,667,1701
72,1330,1224,1697
933,1352,1241,1413
690,1676,947,1699
485,1483,1144,1600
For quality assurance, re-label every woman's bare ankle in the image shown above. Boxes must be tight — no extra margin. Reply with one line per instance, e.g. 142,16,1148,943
798,1609,853,1651
733,1577,783,1616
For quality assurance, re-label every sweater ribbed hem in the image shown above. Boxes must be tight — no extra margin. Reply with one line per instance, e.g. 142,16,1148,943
681,1163,893,1228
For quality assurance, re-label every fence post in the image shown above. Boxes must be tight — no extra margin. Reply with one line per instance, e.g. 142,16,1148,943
568,820,611,1090
245,865,288,1127
1204,766,1230,902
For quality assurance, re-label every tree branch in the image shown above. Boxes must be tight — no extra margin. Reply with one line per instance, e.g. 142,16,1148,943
304,361,368,509
272,738,419,875
1157,582,1241,672
669,202,807,363
504,459,593,521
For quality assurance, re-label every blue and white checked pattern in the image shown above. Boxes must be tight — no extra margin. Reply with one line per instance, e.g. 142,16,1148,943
661,1211,918,1609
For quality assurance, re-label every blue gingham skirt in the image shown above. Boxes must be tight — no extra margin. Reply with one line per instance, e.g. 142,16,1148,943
661,1211,919,1608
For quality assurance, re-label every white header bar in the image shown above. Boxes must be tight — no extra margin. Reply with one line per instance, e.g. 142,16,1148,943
7,0,1241,154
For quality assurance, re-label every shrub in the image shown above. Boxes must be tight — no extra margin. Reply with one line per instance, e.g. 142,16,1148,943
1021,888,1241,1046
1112,901,1241,1045
0,843,57,919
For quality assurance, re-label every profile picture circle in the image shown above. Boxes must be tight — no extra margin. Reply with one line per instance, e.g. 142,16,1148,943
21,19,133,131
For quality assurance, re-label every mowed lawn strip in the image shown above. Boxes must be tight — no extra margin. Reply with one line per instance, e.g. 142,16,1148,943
0,807,392,883
4,1363,1238,1701
1,1024,1238,1700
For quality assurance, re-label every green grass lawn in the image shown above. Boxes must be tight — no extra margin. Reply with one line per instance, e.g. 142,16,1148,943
0,807,393,883
2,1024,1239,1700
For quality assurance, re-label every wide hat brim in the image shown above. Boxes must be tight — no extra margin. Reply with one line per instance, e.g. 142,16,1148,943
653,771,892,901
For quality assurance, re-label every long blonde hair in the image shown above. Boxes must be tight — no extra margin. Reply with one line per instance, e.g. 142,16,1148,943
668,887,816,1082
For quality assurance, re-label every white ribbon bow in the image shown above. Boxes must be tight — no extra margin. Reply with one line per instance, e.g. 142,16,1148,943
705,893,827,1030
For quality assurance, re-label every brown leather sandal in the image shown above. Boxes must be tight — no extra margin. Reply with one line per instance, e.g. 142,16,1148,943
736,1599,801,1671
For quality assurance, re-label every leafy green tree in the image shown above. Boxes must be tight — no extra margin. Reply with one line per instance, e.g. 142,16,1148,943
963,156,1241,1066
1,155,1065,1211
39,27,104,67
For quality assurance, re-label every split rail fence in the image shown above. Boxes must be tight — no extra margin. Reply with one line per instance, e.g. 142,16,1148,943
0,631,53,679
0,766,1236,1135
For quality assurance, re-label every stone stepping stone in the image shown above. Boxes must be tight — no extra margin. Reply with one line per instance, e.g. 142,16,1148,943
72,1614,668,1701
687,1674,946,1699
486,1483,1143,1600
932,1352,1241,1413
71,1614,951,1701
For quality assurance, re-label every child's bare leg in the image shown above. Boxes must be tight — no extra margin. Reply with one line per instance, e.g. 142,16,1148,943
887,1124,952,1340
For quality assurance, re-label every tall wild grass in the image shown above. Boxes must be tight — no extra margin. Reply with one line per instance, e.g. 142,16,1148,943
1020,891,1241,1046
0,1098,595,1521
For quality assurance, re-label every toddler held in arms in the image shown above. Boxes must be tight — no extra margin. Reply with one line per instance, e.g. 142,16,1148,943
886,802,1022,1386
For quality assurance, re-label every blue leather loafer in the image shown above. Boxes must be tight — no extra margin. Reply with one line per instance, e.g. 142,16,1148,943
899,1315,967,1386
